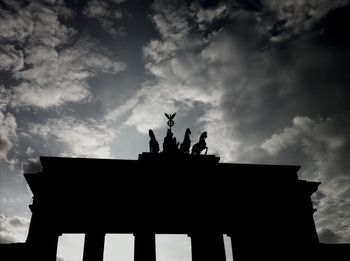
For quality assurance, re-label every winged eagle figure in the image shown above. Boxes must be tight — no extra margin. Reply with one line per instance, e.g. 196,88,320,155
164,113,176,120
165,113,176,128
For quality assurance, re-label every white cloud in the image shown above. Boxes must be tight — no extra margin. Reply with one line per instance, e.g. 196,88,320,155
261,116,346,172
260,116,348,181
261,116,315,155
26,2,75,48
198,109,240,162
13,35,125,108
196,3,228,24
0,86,12,112
260,116,350,241
0,45,24,72
29,117,116,158
83,0,126,37
0,214,30,243
124,86,177,132
315,178,350,242
0,1,33,43
143,40,178,64
0,1,125,109
0,91,17,164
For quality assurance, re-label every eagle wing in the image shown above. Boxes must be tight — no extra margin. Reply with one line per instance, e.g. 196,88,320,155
165,113,170,119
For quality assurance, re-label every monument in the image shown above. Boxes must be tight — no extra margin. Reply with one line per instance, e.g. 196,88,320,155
1,114,348,261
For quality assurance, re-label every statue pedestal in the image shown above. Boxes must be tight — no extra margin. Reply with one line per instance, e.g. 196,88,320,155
83,232,105,261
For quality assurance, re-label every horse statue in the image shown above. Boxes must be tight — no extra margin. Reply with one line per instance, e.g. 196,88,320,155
180,128,191,154
163,128,179,154
191,131,208,155
149,129,160,153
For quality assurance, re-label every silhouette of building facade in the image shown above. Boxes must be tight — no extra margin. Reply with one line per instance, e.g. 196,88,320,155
1,153,349,261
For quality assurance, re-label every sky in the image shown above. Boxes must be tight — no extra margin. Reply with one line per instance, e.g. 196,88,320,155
1,0,350,259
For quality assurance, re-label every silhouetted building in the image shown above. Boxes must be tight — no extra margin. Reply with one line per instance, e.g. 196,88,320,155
1,153,349,261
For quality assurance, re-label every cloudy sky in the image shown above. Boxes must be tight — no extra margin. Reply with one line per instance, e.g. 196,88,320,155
1,0,350,259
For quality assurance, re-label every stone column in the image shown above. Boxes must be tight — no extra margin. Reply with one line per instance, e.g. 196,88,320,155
31,232,60,261
26,232,60,261
26,204,61,261
26,204,39,244
134,233,156,261
189,233,226,261
83,232,105,261
45,233,60,261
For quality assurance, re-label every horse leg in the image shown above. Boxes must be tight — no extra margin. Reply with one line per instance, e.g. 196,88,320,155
205,147,208,155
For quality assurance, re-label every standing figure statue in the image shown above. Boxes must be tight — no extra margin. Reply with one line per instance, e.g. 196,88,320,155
180,128,191,154
191,131,208,155
149,130,160,153
163,128,179,154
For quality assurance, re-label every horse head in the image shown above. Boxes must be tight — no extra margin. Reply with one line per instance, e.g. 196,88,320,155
200,131,207,140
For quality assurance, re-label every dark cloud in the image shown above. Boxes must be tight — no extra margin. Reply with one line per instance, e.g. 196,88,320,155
257,0,350,42
8,216,28,227
22,157,42,174
318,228,342,243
